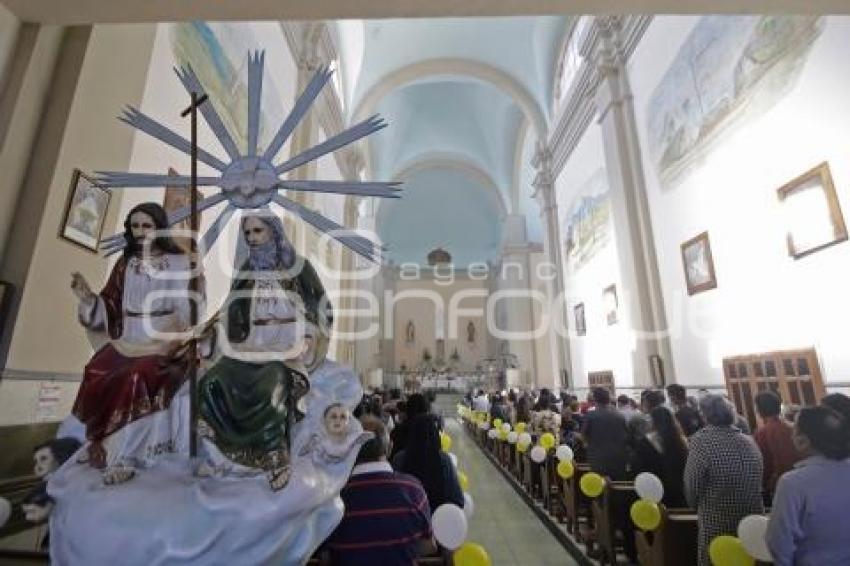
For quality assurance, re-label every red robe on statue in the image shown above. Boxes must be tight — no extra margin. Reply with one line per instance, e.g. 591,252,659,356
72,255,192,446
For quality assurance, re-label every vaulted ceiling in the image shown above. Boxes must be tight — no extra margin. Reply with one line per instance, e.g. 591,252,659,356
332,17,569,265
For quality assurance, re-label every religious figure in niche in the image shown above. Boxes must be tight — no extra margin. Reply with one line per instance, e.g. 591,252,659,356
198,210,327,490
467,321,476,344
405,320,415,344
70,202,195,485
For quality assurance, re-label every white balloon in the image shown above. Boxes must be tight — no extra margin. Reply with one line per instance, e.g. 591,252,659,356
449,453,458,468
530,445,547,463
507,431,518,444
463,492,475,520
482,422,491,431
556,445,574,462
487,428,498,439
432,503,468,550
634,472,664,504
518,432,532,445
501,423,511,433
738,515,772,562
0,497,10,528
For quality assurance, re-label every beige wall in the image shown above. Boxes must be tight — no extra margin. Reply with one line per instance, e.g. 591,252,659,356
0,3,19,92
6,24,156,376
391,274,489,372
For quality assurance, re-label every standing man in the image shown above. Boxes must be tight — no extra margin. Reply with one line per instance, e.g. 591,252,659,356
324,416,436,565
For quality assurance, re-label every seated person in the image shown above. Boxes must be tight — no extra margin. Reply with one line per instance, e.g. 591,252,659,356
323,416,436,565
766,406,850,566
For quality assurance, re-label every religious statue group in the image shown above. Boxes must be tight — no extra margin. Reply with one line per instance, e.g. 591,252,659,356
45,202,369,563
67,202,365,490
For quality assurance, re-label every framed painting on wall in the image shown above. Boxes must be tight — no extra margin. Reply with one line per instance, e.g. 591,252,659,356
603,284,618,325
574,303,586,336
59,169,111,253
777,162,848,259
680,231,717,295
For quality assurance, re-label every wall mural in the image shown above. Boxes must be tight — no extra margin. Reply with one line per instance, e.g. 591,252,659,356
647,16,824,186
171,22,286,154
562,168,612,273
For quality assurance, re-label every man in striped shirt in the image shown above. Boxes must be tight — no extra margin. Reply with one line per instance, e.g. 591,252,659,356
324,416,437,565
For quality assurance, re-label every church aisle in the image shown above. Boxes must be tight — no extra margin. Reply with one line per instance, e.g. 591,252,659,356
444,417,579,565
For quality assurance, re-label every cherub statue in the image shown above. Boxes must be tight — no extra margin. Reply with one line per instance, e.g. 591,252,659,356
299,403,371,465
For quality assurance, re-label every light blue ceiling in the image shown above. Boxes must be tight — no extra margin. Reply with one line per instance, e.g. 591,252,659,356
376,167,503,267
348,17,568,121
331,16,569,262
368,79,523,202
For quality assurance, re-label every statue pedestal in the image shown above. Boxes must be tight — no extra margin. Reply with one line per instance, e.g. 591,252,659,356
48,361,364,566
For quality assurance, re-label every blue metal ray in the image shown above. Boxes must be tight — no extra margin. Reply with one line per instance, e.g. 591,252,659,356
175,65,241,161
276,179,402,199
275,115,387,176
247,51,264,157
94,172,221,188
201,204,237,255
262,64,333,162
119,106,227,172
99,193,228,249
272,194,385,262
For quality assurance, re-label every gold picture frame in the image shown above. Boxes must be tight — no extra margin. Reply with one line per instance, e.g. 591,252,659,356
777,162,848,260
680,231,717,296
59,169,111,253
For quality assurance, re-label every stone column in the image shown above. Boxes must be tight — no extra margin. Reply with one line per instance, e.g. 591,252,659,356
497,213,540,388
589,16,674,386
532,146,572,388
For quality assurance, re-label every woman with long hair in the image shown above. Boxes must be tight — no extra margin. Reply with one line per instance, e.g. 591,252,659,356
633,406,689,507
392,414,463,511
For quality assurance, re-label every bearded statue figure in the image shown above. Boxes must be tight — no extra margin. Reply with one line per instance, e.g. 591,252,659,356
198,210,330,490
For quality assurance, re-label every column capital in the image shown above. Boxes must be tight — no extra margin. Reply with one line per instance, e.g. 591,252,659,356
531,144,557,215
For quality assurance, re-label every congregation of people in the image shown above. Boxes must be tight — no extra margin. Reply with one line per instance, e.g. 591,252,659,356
462,384,850,566
318,389,464,565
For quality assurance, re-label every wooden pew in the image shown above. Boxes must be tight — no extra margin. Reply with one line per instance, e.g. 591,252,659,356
561,462,591,537
590,479,637,566
635,505,698,566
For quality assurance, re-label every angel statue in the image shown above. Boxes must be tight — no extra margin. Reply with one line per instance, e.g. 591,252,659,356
70,202,197,484
198,209,330,490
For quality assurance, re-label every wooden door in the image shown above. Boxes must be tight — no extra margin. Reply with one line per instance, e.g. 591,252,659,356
723,348,825,432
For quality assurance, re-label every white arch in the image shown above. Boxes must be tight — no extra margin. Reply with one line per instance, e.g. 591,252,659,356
351,58,548,140
390,152,508,216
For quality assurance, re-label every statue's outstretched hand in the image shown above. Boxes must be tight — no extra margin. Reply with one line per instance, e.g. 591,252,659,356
70,272,95,303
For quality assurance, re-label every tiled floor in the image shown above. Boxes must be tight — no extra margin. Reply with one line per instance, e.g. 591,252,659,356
446,417,579,565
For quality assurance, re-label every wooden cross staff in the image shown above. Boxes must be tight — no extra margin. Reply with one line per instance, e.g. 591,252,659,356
181,91,208,463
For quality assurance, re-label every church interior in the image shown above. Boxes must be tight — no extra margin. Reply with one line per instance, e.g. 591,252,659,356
1,1,849,565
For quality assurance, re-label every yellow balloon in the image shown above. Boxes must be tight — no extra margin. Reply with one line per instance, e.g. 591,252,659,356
580,472,605,498
708,535,754,566
440,432,452,452
539,432,556,450
498,430,508,441
458,470,469,491
493,418,503,428
630,499,661,531
517,442,529,453
454,542,491,566
556,460,575,480
515,422,527,434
